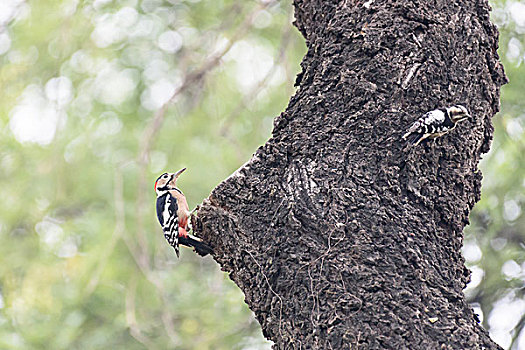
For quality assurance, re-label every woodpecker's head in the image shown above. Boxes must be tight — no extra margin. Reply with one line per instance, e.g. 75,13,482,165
447,105,470,123
154,168,186,195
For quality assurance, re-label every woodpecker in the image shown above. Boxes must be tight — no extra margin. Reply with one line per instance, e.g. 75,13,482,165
402,105,470,146
154,168,212,257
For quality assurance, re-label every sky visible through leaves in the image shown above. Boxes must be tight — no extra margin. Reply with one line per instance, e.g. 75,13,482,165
0,0,523,349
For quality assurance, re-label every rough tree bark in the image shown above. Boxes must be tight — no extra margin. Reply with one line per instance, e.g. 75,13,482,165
194,0,507,348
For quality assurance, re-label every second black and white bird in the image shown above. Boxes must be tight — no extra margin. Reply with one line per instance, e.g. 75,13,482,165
403,105,470,146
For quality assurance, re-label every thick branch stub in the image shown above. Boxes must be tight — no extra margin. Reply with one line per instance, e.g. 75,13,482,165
195,0,506,349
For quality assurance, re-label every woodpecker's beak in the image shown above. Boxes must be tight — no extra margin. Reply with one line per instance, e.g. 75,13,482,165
174,167,186,179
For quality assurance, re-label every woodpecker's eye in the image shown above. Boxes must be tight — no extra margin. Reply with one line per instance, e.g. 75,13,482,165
163,175,168,179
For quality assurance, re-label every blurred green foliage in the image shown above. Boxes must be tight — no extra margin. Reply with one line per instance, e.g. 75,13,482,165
0,0,304,348
462,2,525,349
0,0,523,349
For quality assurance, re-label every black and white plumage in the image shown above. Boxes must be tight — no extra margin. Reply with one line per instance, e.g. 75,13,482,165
156,191,180,251
154,169,212,257
402,105,470,146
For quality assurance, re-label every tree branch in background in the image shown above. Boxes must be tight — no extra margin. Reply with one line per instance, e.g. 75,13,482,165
126,275,155,349
134,1,278,266
219,23,293,139
121,1,279,344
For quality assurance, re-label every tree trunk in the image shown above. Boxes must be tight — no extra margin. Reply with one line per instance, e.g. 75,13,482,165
194,0,507,348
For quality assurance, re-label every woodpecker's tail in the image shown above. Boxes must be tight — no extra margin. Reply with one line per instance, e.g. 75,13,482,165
403,132,423,146
179,234,213,257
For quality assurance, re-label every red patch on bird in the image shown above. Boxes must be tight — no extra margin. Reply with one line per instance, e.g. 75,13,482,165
179,227,188,238
154,180,158,192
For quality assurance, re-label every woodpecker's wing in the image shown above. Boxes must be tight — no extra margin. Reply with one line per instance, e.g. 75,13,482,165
403,110,446,139
156,193,180,257
420,110,446,128
156,193,178,229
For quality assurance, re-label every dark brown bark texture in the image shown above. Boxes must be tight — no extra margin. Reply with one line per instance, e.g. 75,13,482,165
195,0,507,349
